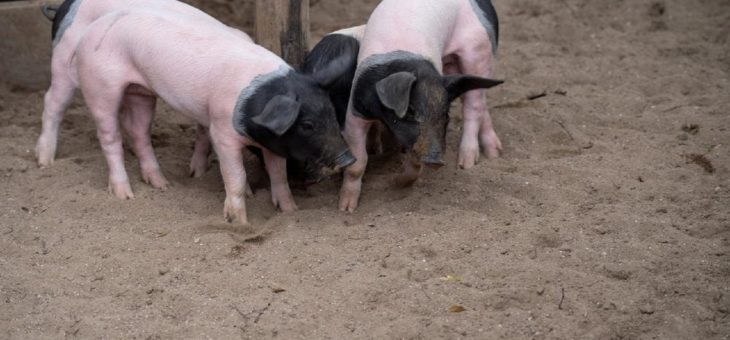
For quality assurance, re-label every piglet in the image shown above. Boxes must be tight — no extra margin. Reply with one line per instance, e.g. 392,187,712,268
337,0,505,212
38,6,353,224
37,0,251,178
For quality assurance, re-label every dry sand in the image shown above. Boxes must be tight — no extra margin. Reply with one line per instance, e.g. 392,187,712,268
1,0,728,338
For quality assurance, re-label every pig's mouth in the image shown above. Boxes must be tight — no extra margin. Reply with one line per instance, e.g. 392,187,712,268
301,150,356,184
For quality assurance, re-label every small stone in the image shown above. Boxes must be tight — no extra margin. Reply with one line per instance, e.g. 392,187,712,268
639,304,655,314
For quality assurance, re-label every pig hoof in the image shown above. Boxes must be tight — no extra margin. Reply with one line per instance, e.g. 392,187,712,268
480,133,503,159
223,198,248,225
109,182,134,200
143,171,170,190
224,212,249,225
338,192,360,213
36,147,55,168
458,148,480,169
188,163,208,178
276,201,298,213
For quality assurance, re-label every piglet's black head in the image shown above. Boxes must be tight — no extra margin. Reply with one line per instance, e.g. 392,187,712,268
352,54,503,165
235,68,355,170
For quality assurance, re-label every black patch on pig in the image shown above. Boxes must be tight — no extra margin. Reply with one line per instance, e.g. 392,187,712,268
473,0,499,48
302,34,360,127
233,69,348,169
352,53,504,153
352,58,447,149
51,0,76,41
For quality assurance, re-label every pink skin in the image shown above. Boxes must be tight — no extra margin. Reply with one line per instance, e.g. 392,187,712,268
339,111,372,212
57,9,295,224
37,0,250,169
339,0,500,211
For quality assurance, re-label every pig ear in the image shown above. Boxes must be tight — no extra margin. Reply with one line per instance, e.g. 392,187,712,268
251,94,302,136
443,75,504,102
376,72,417,119
310,54,357,88
305,33,360,88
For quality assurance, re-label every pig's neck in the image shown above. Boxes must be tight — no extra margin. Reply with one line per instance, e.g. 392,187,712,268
231,65,293,139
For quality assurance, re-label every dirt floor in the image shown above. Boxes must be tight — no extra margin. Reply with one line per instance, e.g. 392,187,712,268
1,0,729,338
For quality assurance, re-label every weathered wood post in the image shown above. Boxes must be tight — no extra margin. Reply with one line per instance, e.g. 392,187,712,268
254,0,310,68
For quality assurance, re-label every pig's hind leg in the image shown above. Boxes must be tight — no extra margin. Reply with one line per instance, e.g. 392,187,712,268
189,124,211,178
36,56,76,167
120,92,169,190
81,83,135,199
456,54,502,169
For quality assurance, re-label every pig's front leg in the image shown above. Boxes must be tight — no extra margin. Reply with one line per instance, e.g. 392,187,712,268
339,112,372,212
262,149,297,212
209,124,248,224
189,124,252,197
120,93,169,190
458,55,502,169
189,124,211,178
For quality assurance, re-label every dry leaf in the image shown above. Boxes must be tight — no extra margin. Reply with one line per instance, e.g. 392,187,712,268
449,305,466,313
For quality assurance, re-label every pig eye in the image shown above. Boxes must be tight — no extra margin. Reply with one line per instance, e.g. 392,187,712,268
300,121,315,132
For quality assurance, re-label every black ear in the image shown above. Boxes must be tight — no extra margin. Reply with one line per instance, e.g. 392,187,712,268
304,34,360,88
443,74,504,102
251,94,301,136
376,72,417,119
311,55,355,87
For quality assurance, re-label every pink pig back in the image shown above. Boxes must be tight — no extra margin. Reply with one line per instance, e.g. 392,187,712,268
72,8,284,126
358,0,493,71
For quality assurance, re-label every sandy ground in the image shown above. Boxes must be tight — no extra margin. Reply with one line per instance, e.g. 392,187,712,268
1,0,729,338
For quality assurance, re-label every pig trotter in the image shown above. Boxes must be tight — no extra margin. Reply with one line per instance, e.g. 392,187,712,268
224,194,248,225
108,179,134,200
339,181,362,213
36,136,56,168
142,168,169,190
480,128,502,160
272,190,298,212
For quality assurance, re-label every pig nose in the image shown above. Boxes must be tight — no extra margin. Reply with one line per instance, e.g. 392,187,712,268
421,155,445,169
332,150,356,171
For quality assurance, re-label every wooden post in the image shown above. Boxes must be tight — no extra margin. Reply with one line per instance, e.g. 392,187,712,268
254,0,310,68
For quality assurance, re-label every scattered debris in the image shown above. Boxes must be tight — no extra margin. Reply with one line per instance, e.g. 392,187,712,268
527,91,547,100
449,305,466,313
244,231,271,244
681,123,700,135
558,287,565,310
648,2,666,17
639,303,656,315
440,275,463,283
685,154,715,174
272,287,286,294
554,89,568,96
